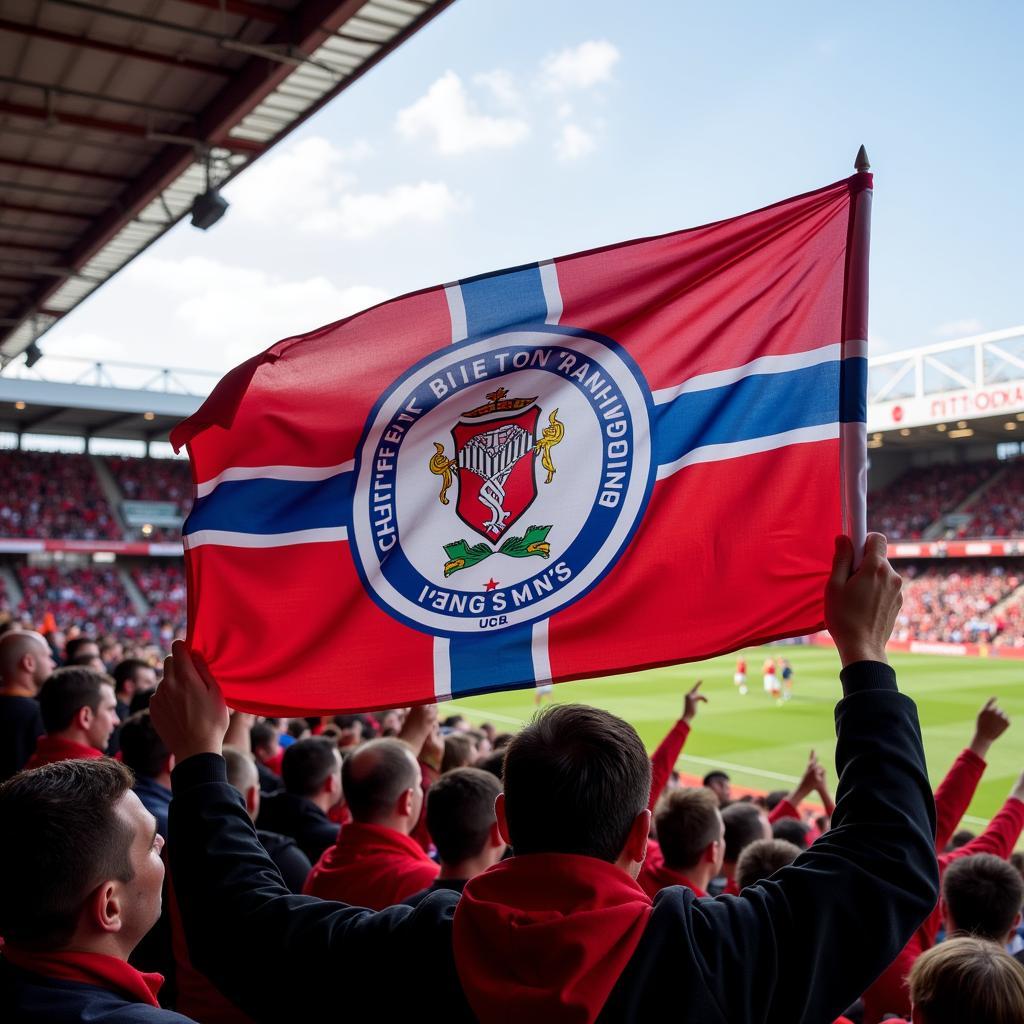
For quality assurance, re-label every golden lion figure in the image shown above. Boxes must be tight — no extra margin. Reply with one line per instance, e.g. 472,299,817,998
429,442,457,504
534,409,565,484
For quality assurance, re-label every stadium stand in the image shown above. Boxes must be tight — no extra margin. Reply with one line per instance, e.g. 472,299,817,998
959,459,1024,539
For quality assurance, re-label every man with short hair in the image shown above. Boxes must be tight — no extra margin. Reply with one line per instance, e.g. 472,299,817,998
0,630,52,781
25,667,119,768
0,758,194,1021
404,767,505,906
120,710,174,839
736,837,802,891
250,721,283,793
942,853,1024,948
65,636,101,666
304,737,439,908
113,660,158,722
639,788,724,897
702,770,731,806
713,801,772,895
255,736,341,864
155,533,940,1023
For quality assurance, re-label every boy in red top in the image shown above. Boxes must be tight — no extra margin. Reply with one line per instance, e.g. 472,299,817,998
0,758,192,1021
25,666,119,768
638,787,724,898
304,737,438,908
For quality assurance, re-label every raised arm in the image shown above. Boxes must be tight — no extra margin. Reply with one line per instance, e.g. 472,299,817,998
648,680,704,811
152,645,462,1021
680,535,938,1024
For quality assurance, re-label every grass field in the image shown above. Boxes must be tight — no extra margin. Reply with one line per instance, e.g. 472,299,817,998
447,646,1024,828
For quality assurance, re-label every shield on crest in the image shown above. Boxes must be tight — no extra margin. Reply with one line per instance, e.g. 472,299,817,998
451,389,540,541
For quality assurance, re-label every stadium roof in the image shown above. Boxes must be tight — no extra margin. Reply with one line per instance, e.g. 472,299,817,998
0,0,454,369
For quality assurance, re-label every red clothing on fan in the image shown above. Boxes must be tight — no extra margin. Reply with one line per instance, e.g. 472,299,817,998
768,798,800,824
637,859,707,899
23,734,104,769
932,748,986,852
454,853,652,1024
303,821,438,909
263,749,284,777
2,947,162,1008
863,794,1024,1024
411,759,440,853
648,718,690,812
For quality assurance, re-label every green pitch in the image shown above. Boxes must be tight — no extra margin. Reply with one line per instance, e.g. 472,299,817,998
447,647,1024,829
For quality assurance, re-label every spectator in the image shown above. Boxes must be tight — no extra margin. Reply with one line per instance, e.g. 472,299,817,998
702,769,731,806
223,747,312,894
113,659,158,721
772,817,810,849
250,721,283,793
0,759,190,1022
254,737,341,864
153,533,939,1023
66,637,101,666
905,937,1024,1024
712,801,771,896
736,838,802,891
120,710,174,839
941,854,1024,946
0,630,52,781
639,787,724,897
442,732,475,773
404,767,505,906
25,667,119,768
304,738,439,908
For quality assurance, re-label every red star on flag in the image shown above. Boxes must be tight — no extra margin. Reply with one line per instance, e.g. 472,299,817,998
484,578,499,592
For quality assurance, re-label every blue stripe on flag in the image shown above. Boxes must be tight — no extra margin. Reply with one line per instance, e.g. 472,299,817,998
445,267,550,690
449,623,537,697
460,264,548,338
840,356,867,423
184,474,353,536
652,360,841,468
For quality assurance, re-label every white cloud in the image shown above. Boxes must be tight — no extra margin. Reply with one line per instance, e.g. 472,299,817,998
933,318,985,339
224,135,462,239
473,69,521,108
542,40,620,91
396,70,530,155
555,123,597,162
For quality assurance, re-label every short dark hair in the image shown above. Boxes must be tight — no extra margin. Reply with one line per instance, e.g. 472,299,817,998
342,739,419,822
442,732,475,773
950,829,976,850
722,802,768,863
118,710,169,779
502,704,650,862
65,636,98,662
763,789,788,812
112,658,151,696
655,787,722,870
250,721,277,754
287,719,309,739
0,759,135,948
38,666,112,733
476,750,505,780
281,737,338,798
944,854,1024,940
702,770,730,787
426,767,501,864
736,838,802,890
772,818,809,849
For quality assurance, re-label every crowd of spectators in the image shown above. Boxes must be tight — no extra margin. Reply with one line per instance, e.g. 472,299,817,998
104,456,192,541
0,451,121,540
959,459,1024,539
131,564,188,642
894,561,1024,646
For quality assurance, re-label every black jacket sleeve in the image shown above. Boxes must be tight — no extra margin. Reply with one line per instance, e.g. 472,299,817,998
168,756,465,1021
609,660,939,1024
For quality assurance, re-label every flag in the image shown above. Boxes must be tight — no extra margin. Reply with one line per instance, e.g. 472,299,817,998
172,172,871,714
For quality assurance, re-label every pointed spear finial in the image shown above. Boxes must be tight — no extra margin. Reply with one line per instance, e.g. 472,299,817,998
855,145,870,172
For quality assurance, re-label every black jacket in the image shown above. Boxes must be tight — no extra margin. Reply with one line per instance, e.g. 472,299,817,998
168,662,938,1023
254,790,339,864
257,829,312,893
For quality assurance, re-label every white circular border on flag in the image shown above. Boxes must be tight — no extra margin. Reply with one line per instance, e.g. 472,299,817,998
349,327,654,635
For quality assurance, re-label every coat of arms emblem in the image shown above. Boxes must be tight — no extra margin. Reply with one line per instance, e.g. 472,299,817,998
428,387,565,577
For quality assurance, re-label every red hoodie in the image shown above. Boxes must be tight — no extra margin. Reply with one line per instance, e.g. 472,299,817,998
453,854,652,1024
303,821,438,909
23,735,104,770
636,860,707,899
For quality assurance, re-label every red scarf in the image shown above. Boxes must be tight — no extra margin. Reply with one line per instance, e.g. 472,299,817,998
454,853,652,1024
3,947,163,1007
637,859,707,898
23,735,104,770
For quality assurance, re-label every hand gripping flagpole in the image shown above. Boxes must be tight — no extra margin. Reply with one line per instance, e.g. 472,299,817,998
843,145,872,570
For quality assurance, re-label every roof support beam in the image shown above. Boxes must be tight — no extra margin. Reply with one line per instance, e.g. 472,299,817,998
170,0,288,25
0,155,129,185
0,200,93,223
0,17,231,77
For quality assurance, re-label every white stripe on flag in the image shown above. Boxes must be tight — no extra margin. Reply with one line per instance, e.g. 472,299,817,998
651,343,841,404
195,461,354,499
183,527,347,549
433,637,452,701
445,283,468,344
844,338,868,359
532,619,553,685
656,422,840,480
538,260,563,325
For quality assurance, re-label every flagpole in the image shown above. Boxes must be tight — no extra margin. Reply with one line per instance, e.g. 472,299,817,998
842,145,872,569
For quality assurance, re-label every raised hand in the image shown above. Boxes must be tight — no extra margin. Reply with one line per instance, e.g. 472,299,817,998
683,680,707,724
969,697,1010,760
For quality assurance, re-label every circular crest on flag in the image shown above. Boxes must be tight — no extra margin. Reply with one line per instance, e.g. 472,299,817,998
350,327,654,635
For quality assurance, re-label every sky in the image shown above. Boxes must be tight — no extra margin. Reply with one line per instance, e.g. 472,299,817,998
28,0,1024,382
